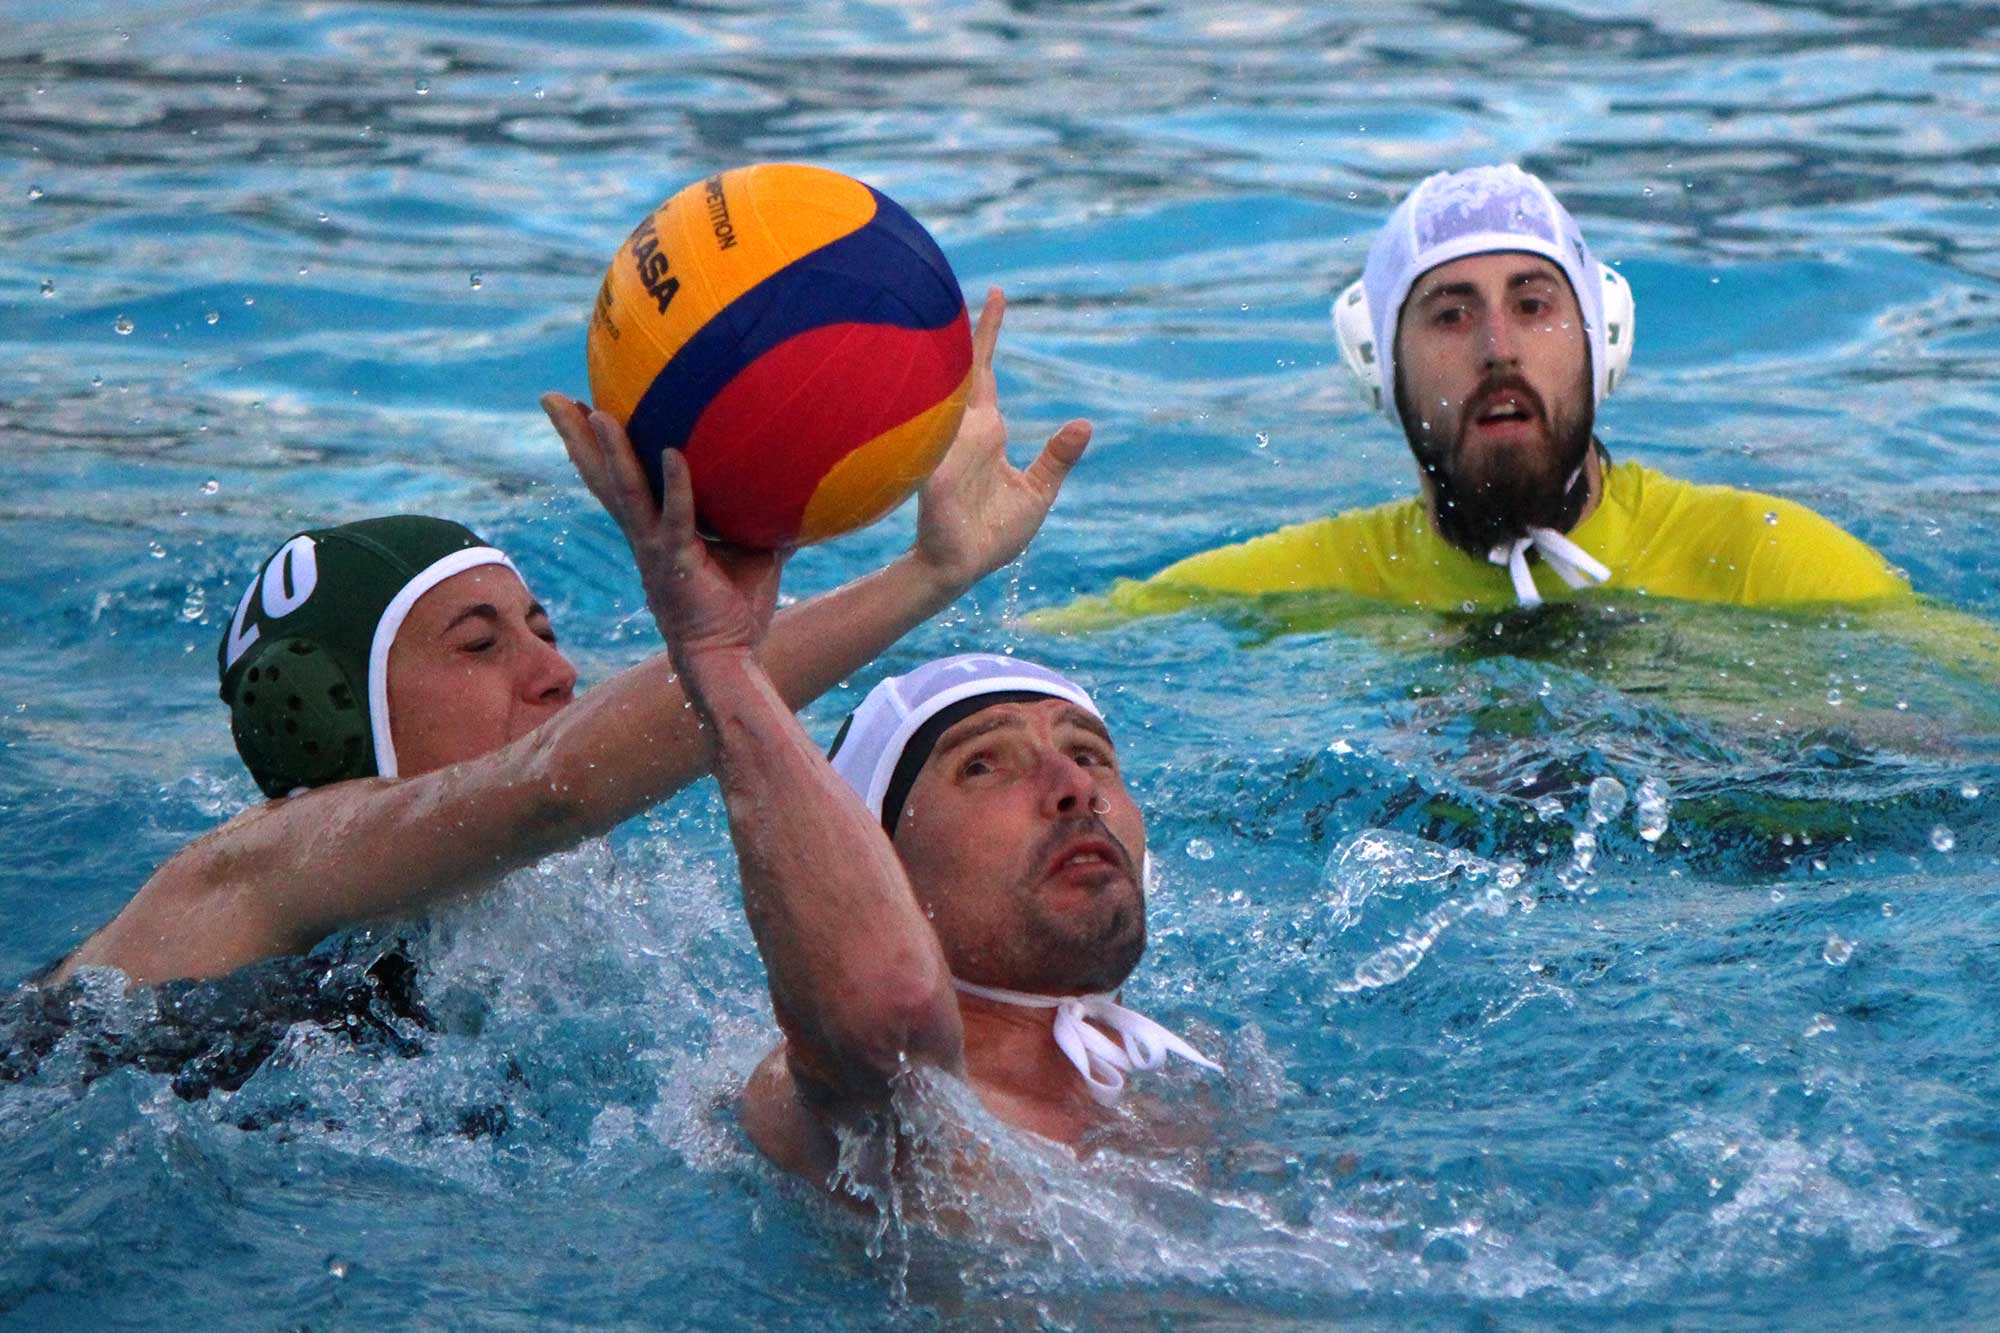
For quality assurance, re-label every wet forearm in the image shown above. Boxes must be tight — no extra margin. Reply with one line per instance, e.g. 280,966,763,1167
677,645,961,1090
530,549,962,840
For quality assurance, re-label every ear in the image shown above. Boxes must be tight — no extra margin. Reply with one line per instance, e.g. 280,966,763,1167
1331,279,1383,411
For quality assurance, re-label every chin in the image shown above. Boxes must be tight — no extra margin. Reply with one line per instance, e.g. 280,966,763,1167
1024,894,1147,995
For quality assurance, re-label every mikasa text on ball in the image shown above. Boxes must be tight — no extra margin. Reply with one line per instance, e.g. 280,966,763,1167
586,163,974,548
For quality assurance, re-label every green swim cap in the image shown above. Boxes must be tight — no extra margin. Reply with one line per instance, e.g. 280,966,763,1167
216,516,521,798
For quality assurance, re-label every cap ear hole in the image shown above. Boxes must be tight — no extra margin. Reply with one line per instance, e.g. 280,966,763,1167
242,690,257,706
247,667,262,684
284,719,299,736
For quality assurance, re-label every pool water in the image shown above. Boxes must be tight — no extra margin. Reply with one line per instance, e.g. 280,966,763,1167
4,1,1999,1327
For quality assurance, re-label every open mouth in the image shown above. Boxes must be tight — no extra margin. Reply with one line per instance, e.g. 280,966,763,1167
1044,837,1126,881
1472,386,1539,428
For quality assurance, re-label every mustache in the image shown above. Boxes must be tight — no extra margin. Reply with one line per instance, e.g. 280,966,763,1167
1463,371,1548,430
1026,814,1139,884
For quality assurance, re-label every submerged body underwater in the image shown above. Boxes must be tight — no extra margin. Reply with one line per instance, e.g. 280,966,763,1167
3,1,1999,1328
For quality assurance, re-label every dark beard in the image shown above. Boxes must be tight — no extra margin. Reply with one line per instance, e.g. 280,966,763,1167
1396,368,1596,558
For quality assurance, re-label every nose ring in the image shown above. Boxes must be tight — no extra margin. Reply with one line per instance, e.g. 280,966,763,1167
1088,795,1111,815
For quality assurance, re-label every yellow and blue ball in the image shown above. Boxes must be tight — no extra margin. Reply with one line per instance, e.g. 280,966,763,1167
586,163,973,549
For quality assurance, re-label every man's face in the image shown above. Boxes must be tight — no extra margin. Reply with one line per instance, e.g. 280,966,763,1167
386,564,578,777
891,697,1147,996
1392,251,1596,552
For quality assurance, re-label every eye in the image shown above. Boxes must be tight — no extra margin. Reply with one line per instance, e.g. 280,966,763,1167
462,636,497,654
1071,744,1116,770
959,754,995,779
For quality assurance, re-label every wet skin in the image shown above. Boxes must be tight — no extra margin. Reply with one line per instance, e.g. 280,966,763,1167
385,565,578,777
891,696,1148,998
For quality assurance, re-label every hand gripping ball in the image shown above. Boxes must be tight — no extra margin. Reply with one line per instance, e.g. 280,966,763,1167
586,164,974,548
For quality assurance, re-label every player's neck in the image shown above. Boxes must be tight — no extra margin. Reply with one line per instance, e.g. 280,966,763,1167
958,993,1114,1116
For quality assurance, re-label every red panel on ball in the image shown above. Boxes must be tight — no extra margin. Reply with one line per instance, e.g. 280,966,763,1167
681,312,973,548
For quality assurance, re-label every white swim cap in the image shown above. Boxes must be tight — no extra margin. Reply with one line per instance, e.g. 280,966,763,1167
828,653,1102,833
1337,164,1633,436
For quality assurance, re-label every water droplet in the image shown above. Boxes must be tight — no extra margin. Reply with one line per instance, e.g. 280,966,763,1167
146,540,165,560
1894,698,1908,712
1570,829,1596,872
113,315,134,335
1880,901,1896,918
204,309,220,325
1634,777,1670,843
1641,186,1655,198
1763,511,1779,526
1184,838,1214,862
1930,824,1956,853
39,278,54,298
201,479,219,495
1962,783,1982,800
414,79,430,95
1804,1013,1835,1037
27,185,44,201
1587,776,1627,825
317,211,330,223
533,86,546,100
1822,933,1854,966
297,265,309,276
1254,431,1269,449
90,374,103,387
1769,887,1785,903
243,295,255,306
178,585,206,622
1496,863,1523,890
469,270,484,290
327,1256,350,1279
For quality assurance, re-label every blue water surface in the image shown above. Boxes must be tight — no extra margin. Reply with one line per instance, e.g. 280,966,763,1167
3,1,1999,1328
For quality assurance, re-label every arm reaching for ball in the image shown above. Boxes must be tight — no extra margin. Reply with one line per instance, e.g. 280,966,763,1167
545,284,1091,707
60,288,1084,990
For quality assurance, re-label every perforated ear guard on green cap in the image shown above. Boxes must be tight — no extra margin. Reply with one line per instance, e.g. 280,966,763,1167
216,516,518,798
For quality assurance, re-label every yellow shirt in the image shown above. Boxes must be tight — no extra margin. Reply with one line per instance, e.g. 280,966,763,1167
1039,461,1911,626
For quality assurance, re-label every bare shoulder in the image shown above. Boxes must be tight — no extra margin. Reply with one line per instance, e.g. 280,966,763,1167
740,1042,841,1187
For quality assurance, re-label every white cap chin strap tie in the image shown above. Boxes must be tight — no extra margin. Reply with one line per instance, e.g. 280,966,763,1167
952,979,1223,1106
1488,526,1611,607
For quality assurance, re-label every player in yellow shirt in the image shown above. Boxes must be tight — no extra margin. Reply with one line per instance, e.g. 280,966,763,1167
1048,164,1910,626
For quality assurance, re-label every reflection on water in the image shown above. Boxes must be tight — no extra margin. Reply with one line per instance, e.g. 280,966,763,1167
3,0,1999,1328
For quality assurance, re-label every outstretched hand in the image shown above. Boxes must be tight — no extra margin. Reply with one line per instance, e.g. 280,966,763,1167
914,287,1091,590
542,394,783,661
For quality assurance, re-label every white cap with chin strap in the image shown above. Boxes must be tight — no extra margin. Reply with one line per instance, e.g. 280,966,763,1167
828,653,1223,1105
1330,164,1636,606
